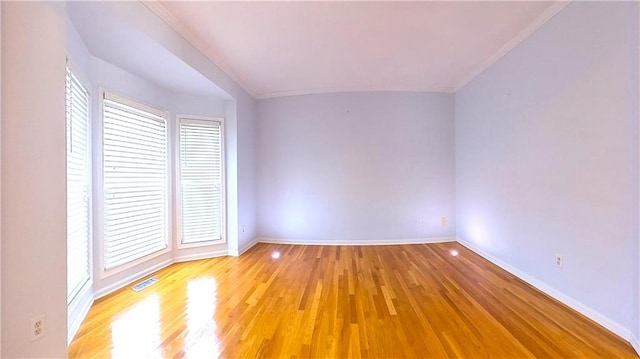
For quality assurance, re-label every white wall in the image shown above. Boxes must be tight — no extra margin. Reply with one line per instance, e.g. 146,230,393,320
455,1,638,338
257,92,455,242
66,17,91,86
0,2,3,355
636,1,640,349
1,2,68,357
236,96,257,251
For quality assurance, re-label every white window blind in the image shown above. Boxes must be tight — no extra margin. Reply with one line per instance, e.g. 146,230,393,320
66,67,90,303
179,118,224,244
103,94,168,270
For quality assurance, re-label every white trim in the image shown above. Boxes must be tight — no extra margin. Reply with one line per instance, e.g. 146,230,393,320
229,238,258,257
632,333,640,357
457,238,631,342
256,87,455,100
67,281,94,345
99,245,172,280
173,249,229,263
103,90,168,119
94,258,172,299
453,1,571,92
256,237,456,246
176,114,224,123
177,239,226,250
141,0,257,99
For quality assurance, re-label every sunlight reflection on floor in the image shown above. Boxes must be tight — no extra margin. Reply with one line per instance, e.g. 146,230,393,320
185,277,221,359
111,295,162,359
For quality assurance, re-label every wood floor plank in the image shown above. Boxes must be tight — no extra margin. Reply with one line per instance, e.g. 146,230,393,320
69,243,638,358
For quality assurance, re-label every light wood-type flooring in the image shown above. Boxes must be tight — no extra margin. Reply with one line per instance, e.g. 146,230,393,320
69,242,638,358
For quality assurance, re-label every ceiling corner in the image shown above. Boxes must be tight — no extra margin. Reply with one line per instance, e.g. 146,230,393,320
453,1,572,93
140,0,259,99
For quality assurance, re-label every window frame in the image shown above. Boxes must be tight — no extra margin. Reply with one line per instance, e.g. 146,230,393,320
97,89,173,279
175,115,227,249
66,61,93,304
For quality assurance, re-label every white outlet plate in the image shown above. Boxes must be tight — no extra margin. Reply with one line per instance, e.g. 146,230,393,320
555,254,563,268
441,217,447,227
31,315,45,341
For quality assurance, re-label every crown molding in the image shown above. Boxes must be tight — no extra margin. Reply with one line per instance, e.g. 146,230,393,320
256,85,455,99
143,0,571,99
141,0,258,99
453,1,571,92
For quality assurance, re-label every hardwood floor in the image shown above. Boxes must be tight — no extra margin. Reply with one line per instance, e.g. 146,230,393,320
69,242,637,358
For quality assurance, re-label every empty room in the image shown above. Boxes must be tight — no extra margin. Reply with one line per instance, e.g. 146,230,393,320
1,0,639,358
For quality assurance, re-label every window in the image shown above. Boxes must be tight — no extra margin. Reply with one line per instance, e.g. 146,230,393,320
66,66,91,303
102,93,169,270
178,117,225,245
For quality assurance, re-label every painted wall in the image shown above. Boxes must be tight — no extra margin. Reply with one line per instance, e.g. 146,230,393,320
256,92,455,242
0,2,3,355
1,2,68,356
635,3,640,348
66,17,91,86
455,1,638,337
236,96,257,252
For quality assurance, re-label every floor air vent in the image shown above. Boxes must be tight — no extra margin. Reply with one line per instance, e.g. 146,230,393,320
132,277,158,292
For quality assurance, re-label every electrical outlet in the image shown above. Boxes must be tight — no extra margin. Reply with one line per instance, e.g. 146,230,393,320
555,254,563,268
31,315,45,341
241,226,245,233
441,217,447,227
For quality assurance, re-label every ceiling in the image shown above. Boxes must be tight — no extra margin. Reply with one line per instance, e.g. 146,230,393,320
67,2,231,99
148,1,566,99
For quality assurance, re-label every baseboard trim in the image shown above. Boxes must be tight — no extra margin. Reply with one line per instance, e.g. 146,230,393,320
230,239,258,256
174,249,228,263
94,259,173,300
256,236,456,246
631,333,640,356
94,246,249,300
457,238,631,342
67,282,94,345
